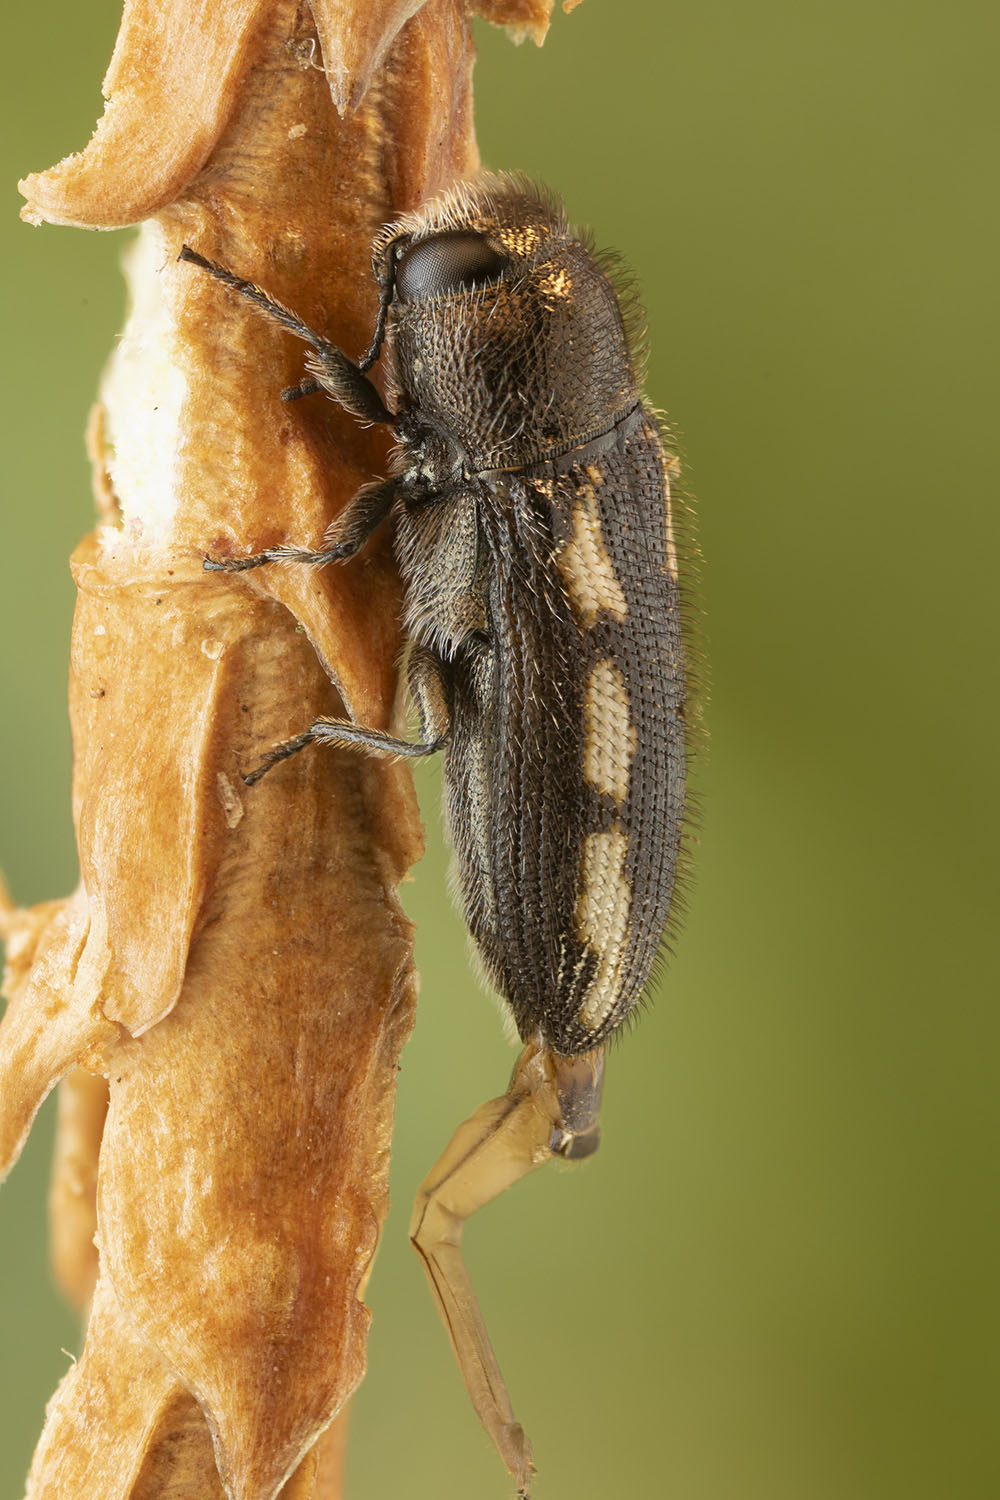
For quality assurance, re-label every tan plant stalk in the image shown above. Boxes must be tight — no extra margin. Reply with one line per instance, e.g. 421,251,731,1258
0,1,564,1495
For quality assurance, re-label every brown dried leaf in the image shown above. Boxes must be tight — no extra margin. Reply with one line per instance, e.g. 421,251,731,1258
26,1274,193,1498
472,0,556,43
19,0,267,229
0,887,119,1184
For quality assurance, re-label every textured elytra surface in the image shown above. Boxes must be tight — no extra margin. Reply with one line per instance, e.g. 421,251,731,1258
426,416,685,1054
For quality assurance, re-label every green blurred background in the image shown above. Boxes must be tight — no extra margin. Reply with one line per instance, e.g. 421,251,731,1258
1,2,997,1497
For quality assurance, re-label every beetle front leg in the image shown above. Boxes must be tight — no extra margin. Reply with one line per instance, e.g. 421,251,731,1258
179,246,394,424
410,1043,604,1498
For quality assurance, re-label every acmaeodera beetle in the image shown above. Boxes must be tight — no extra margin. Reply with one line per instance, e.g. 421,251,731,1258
181,174,692,1498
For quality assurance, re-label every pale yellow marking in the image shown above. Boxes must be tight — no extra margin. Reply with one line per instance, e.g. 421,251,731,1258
556,483,628,625
575,827,631,1032
586,464,604,487
583,659,635,805
498,223,544,257
539,267,572,301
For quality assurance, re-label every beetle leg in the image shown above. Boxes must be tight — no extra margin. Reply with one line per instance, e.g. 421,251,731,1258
280,377,321,402
242,722,444,785
243,646,451,785
179,246,393,424
205,478,398,573
410,1043,604,1498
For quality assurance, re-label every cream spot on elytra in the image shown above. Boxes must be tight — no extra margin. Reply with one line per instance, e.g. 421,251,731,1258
556,483,627,625
575,826,631,1032
583,659,635,805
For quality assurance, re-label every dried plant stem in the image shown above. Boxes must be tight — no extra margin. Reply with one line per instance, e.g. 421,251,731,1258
1,1,564,1495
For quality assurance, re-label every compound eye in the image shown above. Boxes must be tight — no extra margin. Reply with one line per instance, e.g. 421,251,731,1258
395,231,508,302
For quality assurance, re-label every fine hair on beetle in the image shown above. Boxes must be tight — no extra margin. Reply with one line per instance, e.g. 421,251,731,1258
179,171,701,1498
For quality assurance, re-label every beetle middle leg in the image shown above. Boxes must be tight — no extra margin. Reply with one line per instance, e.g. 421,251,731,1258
243,646,451,785
410,1043,604,1498
204,477,398,574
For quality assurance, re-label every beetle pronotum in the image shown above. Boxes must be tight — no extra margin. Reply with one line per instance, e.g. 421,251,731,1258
181,173,691,1497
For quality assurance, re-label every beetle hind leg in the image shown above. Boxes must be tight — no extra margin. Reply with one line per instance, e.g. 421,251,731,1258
410,1043,604,1497
243,645,451,784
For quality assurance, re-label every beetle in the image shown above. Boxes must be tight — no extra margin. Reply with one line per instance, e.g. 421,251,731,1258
180,173,691,1498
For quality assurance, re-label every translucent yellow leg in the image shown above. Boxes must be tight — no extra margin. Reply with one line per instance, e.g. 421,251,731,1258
409,1041,604,1497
